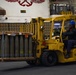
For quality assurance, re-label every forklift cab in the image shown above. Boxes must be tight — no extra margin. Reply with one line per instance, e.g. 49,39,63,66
40,14,76,66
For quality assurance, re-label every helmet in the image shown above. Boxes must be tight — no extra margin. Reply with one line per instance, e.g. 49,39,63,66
69,20,75,26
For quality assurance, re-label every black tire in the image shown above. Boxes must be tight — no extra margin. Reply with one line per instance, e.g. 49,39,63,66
41,51,58,66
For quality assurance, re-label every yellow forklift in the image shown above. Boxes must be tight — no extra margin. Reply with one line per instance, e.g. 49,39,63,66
30,11,76,66
0,12,76,66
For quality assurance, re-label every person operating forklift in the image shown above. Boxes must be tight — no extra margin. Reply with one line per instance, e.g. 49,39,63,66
62,20,76,58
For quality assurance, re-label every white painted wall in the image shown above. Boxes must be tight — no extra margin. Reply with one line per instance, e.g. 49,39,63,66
0,0,50,22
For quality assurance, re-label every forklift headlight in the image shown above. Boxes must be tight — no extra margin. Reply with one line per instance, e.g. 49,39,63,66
40,26,44,30
41,26,43,29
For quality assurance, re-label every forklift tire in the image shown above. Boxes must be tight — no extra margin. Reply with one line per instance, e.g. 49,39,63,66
41,51,58,66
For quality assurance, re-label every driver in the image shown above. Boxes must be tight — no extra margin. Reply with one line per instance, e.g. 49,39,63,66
62,20,76,58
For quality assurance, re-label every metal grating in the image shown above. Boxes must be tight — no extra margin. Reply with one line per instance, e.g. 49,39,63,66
0,23,37,35
43,22,52,39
